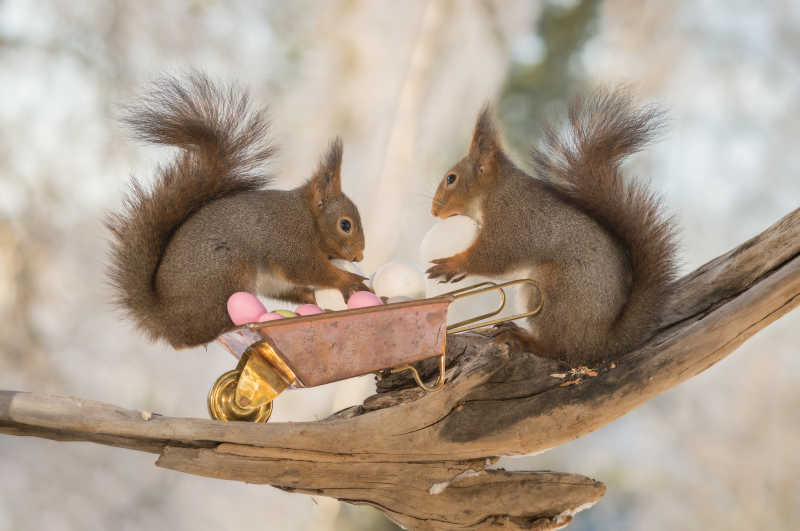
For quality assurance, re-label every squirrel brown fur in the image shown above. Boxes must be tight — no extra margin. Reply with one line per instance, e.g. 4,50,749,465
107,74,367,348
427,89,677,363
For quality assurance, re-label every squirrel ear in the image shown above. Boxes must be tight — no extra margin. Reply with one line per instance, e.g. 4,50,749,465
468,105,502,165
309,137,343,209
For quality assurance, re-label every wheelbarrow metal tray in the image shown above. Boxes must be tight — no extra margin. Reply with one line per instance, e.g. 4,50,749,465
208,279,541,422
238,297,452,387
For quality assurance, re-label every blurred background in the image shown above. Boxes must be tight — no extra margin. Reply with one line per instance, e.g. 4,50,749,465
1,0,798,529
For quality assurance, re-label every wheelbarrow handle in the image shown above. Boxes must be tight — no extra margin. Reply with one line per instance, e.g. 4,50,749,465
444,279,543,334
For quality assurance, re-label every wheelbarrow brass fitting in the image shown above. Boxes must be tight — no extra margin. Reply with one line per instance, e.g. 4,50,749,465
236,341,297,407
207,340,297,422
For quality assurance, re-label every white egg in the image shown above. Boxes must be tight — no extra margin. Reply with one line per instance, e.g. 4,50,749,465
372,261,426,299
420,215,481,299
330,258,366,277
419,215,479,263
315,259,369,310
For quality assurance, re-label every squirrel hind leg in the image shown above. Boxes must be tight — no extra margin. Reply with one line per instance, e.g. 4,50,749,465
156,290,238,348
490,321,543,354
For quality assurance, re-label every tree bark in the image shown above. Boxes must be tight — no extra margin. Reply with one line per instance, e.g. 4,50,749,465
2,208,798,530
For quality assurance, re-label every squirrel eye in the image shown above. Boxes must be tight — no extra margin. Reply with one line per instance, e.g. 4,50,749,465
446,173,457,185
339,218,352,233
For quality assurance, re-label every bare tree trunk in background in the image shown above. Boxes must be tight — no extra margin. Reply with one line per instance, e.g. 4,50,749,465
363,1,445,271
2,205,797,530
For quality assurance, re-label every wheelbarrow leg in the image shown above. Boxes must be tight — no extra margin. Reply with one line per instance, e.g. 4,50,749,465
391,352,446,392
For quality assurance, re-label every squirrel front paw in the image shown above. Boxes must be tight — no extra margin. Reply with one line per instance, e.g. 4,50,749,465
426,253,468,283
294,287,318,305
338,272,371,300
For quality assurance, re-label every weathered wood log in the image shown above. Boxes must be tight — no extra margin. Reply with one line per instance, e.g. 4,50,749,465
1,207,798,530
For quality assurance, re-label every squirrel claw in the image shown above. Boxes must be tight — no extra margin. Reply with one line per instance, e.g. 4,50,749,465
426,255,467,283
490,322,539,353
339,272,372,301
491,321,519,337
492,321,520,329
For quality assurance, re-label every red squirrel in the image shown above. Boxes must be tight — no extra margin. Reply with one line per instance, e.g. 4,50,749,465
107,74,368,348
427,89,678,363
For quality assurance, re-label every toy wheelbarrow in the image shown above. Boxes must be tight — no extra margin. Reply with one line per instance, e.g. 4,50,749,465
208,279,542,422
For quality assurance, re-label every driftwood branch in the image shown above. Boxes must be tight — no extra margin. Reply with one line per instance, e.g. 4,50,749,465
2,208,799,530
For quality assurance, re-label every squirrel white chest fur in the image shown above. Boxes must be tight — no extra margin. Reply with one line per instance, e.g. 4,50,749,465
463,198,485,229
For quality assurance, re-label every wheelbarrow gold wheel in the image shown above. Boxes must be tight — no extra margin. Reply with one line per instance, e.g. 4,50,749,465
207,369,273,423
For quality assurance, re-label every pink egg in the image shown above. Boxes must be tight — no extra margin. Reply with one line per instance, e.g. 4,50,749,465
295,304,324,316
346,290,383,309
227,292,267,325
257,312,284,322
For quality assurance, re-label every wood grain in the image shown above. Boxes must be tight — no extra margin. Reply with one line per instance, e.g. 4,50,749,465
2,207,798,529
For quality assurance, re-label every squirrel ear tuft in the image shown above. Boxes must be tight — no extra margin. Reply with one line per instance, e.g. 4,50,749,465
468,105,502,163
309,137,343,209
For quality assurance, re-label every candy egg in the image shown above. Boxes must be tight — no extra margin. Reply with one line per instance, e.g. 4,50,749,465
330,259,367,283
346,290,383,309
257,312,284,322
296,304,324,316
372,261,426,299
227,292,268,325
387,295,414,304
316,259,370,310
420,215,478,263
275,309,298,318
314,289,346,311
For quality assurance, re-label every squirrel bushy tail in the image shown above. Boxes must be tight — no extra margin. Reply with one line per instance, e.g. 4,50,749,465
532,89,678,355
106,73,274,342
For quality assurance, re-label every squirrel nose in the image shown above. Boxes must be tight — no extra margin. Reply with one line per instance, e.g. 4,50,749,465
352,251,364,262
